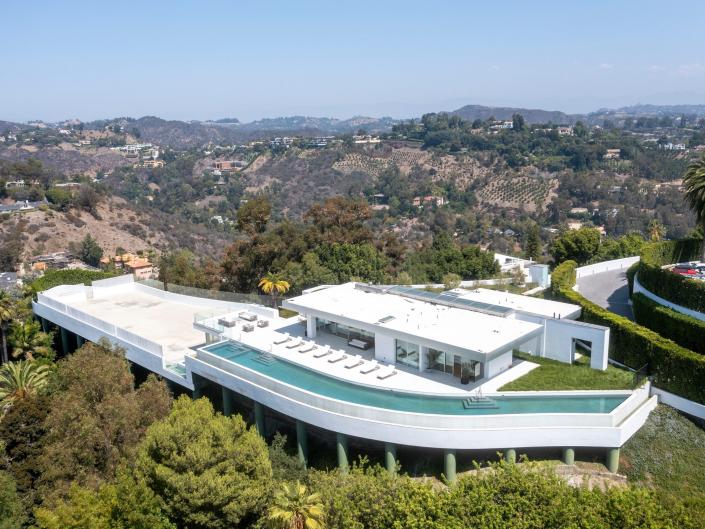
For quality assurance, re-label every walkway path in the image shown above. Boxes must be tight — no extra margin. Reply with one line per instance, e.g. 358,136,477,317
576,268,633,320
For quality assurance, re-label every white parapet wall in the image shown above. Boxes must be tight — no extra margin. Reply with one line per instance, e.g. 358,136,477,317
633,273,705,323
576,256,640,279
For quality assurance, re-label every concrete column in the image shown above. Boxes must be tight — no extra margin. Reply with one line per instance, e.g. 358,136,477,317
254,401,266,437
384,442,397,475
76,335,85,348
336,433,349,473
60,327,70,356
562,448,575,465
444,449,457,483
504,448,516,464
606,448,620,473
39,317,48,333
296,420,308,467
191,376,204,400
222,387,235,416
418,345,428,372
306,315,317,338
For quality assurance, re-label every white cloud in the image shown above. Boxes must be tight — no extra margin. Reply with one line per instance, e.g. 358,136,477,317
599,63,614,70
490,65,500,71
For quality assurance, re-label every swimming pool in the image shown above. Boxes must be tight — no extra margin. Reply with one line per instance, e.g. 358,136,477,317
202,341,628,416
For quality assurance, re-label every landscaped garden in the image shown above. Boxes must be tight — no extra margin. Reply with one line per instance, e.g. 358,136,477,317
499,352,636,391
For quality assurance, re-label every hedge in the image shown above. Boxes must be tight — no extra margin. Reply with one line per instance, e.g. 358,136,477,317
637,238,705,312
632,292,705,356
552,260,705,403
30,269,116,293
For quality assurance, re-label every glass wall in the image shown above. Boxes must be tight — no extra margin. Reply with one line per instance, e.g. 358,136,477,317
316,319,374,344
426,348,481,382
427,348,454,375
395,339,420,369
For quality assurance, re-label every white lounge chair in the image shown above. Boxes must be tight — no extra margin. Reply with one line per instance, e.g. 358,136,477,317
286,338,303,349
299,342,317,353
273,334,290,345
360,361,380,374
327,352,348,363
377,367,398,380
313,347,333,358
344,355,364,369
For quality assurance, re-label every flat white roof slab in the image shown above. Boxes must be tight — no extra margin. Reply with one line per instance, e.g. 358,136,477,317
284,283,543,355
452,287,581,319
48,288,211,356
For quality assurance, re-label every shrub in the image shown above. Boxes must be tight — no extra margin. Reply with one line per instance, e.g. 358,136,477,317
29,269,115,294
632,293,705,356
551,261,705,403
637,239,705,312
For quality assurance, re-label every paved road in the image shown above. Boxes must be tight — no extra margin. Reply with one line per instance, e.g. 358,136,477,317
576,268,634,320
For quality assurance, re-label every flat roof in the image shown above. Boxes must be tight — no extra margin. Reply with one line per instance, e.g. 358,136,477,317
452,288,581,319
283,283,542,356
43,285,216,356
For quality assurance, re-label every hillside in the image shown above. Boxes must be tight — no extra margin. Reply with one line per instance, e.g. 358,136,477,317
0,196,231,262
0,142,126,177
451,104,576,124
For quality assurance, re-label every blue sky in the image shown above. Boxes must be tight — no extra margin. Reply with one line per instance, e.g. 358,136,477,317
2,1,704,122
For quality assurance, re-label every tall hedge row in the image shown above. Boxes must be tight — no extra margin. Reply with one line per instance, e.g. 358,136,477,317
551,261,705,403
632,292,705,356
637,238,705,312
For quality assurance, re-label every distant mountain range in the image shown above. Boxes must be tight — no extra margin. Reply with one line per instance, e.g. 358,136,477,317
450,104,577,125
3,103,705,148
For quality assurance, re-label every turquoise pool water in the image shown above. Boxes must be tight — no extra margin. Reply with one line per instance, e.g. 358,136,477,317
202,341,628,416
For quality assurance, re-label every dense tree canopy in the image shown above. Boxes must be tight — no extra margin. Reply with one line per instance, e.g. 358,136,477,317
135,396,272,529
38,341,172,503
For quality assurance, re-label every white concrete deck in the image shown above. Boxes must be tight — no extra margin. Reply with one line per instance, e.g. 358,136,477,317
209,315,538,396
62,289,208,358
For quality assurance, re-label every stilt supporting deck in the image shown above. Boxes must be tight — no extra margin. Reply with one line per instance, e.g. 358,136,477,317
336,433,349,472
222,387,235,416
444,449,456,483
607,448,620,473
504,448,516,464
296,420,308,467
562,448,575,465
254,401,266,437
384,443,397,476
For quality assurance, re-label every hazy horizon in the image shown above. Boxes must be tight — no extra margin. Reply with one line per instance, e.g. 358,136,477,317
3,1,705,123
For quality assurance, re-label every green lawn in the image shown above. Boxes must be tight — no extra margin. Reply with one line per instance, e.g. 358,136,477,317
622,405,705,513
498,352,635,391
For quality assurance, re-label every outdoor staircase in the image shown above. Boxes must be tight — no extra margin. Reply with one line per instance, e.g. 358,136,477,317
462,388,499,409
253,351,275,365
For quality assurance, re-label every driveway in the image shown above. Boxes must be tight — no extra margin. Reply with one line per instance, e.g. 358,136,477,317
576,268,633,320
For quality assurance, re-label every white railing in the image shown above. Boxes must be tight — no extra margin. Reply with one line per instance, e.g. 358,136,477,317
37,293,68,313
65,306,116,334
115,328,163,356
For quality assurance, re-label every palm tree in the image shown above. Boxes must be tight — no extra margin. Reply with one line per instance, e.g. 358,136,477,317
683,155,705,260
648,219,666,242
266,481,325,529
258,273,291,308
0,291,15,364
8,320,54,361
0,360,50,405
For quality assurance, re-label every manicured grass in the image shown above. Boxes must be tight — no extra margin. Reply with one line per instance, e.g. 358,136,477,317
622,405,705,512
498,352,635,391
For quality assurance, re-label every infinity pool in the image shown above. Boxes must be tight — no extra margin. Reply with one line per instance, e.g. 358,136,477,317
202,341,628,416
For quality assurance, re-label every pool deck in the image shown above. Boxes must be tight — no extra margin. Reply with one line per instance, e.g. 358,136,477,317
210,314,540,396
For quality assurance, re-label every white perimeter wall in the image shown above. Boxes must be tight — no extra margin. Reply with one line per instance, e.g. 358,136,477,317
633,274,705,323
576,256,640,279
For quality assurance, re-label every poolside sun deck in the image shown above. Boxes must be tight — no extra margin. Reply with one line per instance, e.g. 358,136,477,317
208,314,539,396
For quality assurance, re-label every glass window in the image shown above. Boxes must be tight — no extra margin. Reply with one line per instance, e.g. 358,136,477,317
396,339,419,369
316,319,373,343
